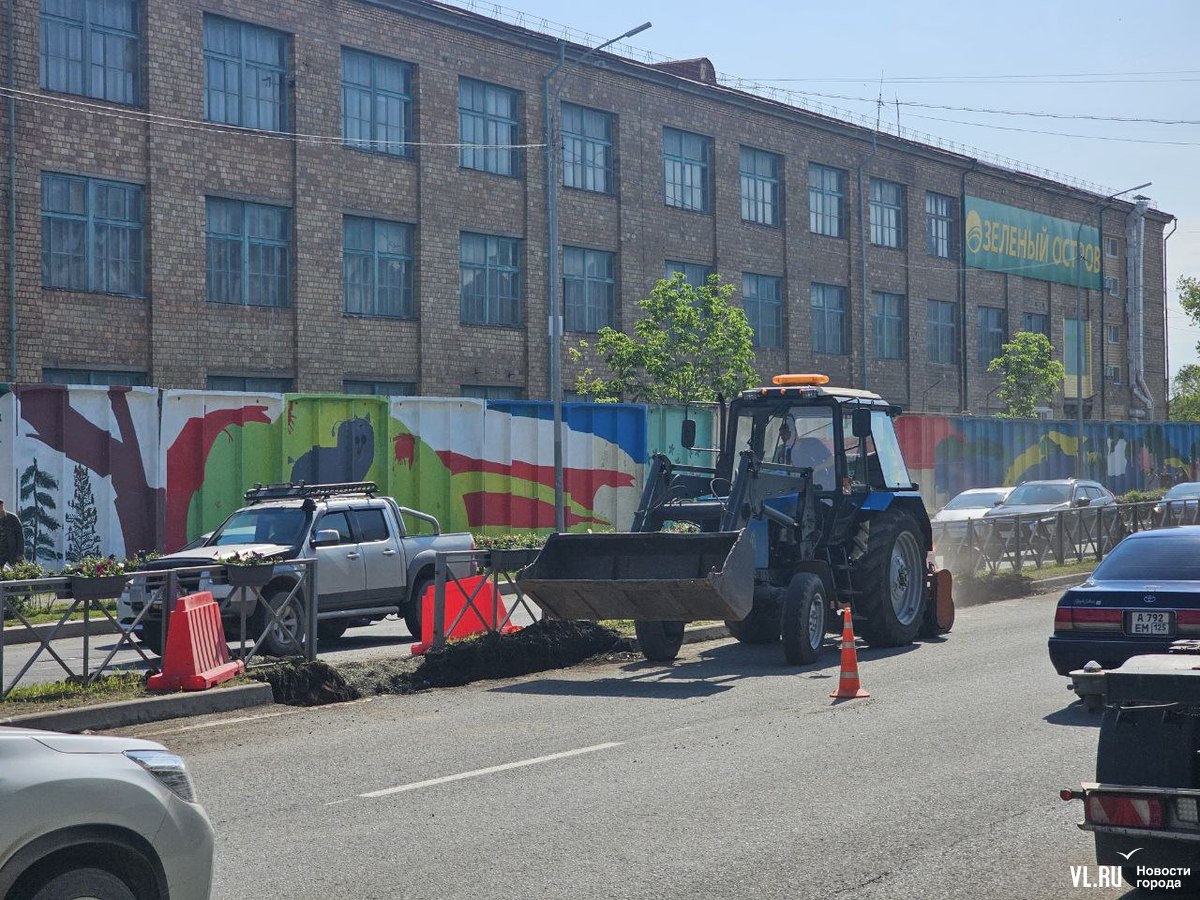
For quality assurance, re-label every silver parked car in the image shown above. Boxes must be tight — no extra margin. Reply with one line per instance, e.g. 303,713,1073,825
932,487,1012,534
984,478,1115,519
0,728,213,900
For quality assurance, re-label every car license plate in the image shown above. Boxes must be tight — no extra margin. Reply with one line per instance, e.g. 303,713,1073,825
1126,610,1174,636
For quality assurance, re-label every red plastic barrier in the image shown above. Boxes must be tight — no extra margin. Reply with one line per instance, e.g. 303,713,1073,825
410,575,520,655
147,591,245,691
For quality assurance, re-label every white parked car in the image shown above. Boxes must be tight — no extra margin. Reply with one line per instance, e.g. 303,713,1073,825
0,728,213,900
931,487,1012,537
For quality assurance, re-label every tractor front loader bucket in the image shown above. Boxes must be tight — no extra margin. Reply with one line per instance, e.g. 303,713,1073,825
516,530,755,622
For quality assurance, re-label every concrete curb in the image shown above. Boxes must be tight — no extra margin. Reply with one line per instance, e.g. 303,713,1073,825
684,623,731,644
3,619,121,646
1029,572,1094,593
0,682,275,734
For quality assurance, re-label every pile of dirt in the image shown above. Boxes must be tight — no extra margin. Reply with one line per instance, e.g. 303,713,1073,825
413,619,621,689
250,660,360,706
252,620,623,705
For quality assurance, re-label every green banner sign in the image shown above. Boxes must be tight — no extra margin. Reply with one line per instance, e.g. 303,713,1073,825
964,196,1100,289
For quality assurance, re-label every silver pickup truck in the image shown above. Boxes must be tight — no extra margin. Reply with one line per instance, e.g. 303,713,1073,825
119,482,474,655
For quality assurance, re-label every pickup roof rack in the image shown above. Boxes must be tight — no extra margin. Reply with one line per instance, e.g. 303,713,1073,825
243,482,379,504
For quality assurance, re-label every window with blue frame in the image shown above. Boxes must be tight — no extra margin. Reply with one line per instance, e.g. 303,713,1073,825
562,103,613,193
870,179,906,248
42,368,147,386
811,283,847,355
460,233,521,325
41,0,140,104
663,127,711,212
872,292,906,359
1022,312,1048,337
459,78,520,176
563,246,615,332
808,163,846,238
203,15,288,131
927,299,958,364
461,385,523,400
664,260,713,287
41,173,143,296
342,48,413,157
739,147,781,226
343,216,414,318
205,198,290,307
978,306,1006,367
207,375,293,392
343,379,414,396
742,273,782,348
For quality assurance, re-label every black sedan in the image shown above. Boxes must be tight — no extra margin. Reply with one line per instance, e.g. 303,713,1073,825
1049,526,1200,676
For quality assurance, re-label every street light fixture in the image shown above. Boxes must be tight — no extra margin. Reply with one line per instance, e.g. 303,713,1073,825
543,21,652,533
1073,181,1151,477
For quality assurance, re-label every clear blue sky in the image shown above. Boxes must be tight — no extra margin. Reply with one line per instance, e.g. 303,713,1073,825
446,0,1200,381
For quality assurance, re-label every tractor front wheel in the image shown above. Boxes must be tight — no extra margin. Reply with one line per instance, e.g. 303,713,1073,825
854,512,926,648
781,574,827,665
635,620,686,662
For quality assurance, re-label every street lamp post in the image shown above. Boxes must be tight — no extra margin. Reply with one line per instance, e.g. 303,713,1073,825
543,21,651,533
1073,181,1151,478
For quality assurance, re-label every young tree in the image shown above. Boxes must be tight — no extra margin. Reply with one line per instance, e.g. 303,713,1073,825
569,272,758,404
1170,364,1200,422
19,458,61,564
1178,275,1200,346
987,331,1066,419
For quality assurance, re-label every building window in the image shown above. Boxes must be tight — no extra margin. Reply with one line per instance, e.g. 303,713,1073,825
664,260,713,288
925,192,955,258
203,15,287,131
343,379,413,396
205,198,290,307
872,292,906,359
207,375,293,392
563,247,615,333
1106,324,1120,345
1104,364,1122,383
41,173,143,296
562,103,612,194
42,368,147,386
459,78,519,176
978,306,1006,367
739,147,780,226
927,300,958,365
461,385,523,401
343,216,414,318
1105,236,1121,259
869,179,905,249
742,273,782,349
663,127,710,212
342,48,412,157
460,233,521,326
811,283,847,356
1022,312,1048,337
40,0,140,104
808,163,846,238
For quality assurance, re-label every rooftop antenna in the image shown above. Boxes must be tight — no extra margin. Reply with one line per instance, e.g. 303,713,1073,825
894,94,902,137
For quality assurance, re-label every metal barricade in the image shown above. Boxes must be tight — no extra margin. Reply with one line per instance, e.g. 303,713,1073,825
429,548,541,652
0,560,317,699
933,499,1200,577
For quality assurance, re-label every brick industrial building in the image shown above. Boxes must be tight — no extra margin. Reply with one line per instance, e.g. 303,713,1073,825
0,0,1174,418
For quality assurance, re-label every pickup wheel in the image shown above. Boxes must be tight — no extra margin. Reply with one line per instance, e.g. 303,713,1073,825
405,575,432,640
255,588,307,657
139,620,164,657
28,867,137,900
317,619,348,642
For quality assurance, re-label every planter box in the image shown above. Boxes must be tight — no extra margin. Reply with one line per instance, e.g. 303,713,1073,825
225,564,274,589
69,574,128,603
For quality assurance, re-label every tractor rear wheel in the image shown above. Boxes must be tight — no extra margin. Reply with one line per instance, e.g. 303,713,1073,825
635,620,686,662
854,511,926,648
781,574,827,665
725,584,782,644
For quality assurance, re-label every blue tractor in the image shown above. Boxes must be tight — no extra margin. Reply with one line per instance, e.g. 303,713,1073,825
519,375,955,662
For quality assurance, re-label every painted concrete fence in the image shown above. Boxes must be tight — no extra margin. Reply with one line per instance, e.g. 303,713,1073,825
1,383,1197,563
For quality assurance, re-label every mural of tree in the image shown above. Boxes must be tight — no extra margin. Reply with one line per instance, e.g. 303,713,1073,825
19,459,61,564
65,463,101,562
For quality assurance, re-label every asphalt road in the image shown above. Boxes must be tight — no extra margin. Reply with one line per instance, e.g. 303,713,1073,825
113,588,1141,900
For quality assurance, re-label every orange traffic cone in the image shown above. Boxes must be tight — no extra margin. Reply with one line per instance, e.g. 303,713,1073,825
830,606,870,700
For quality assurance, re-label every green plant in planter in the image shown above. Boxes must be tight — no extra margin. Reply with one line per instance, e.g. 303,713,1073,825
63,556,131,578
1,560,48,582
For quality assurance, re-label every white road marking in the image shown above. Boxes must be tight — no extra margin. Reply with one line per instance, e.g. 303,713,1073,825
359,741,624,798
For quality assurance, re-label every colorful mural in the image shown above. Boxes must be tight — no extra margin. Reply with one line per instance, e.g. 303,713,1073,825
3,384,1200,557
896,414,1200,509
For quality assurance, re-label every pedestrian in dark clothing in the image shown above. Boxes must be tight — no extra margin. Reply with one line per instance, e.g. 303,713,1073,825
0,499,24,565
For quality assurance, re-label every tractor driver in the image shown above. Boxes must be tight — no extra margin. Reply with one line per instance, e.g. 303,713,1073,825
771,416,835,490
